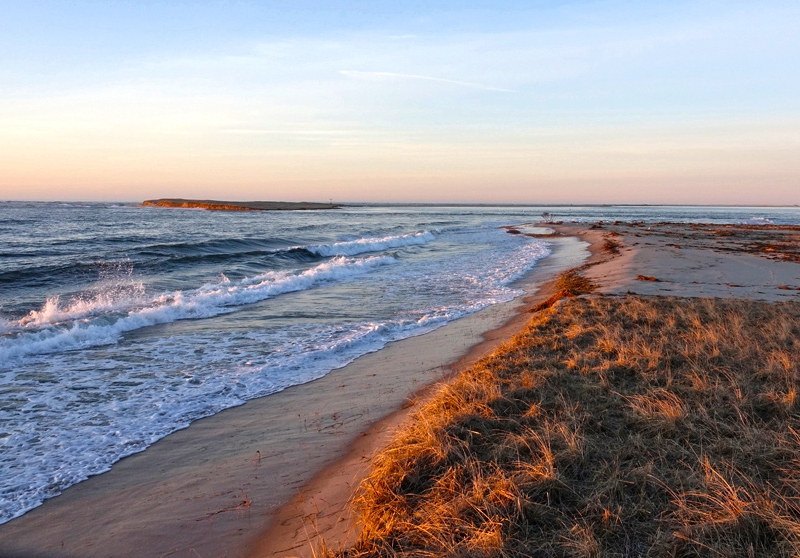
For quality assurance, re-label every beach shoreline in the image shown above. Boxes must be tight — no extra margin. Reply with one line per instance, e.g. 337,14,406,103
319,222,800,557
258,220,800,557
2,220,797,558
251,233,592,557
0,232,589,558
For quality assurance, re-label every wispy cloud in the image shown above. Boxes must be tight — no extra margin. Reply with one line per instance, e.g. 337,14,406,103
339,70,517,93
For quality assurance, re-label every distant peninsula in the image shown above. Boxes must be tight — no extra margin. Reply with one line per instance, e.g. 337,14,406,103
142,198,341,211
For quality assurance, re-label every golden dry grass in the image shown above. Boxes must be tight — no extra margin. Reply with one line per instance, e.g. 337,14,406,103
332,294,800,557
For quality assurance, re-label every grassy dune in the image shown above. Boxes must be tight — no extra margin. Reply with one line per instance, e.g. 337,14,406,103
333,283,800,556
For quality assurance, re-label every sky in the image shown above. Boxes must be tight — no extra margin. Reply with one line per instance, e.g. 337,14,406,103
0,0,798,204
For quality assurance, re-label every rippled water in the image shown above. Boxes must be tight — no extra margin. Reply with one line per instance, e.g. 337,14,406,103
1,202,798,523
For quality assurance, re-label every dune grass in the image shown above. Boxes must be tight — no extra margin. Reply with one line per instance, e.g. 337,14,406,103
332,292,800,557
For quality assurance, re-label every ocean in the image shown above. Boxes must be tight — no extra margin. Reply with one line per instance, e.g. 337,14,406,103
1,202,799,524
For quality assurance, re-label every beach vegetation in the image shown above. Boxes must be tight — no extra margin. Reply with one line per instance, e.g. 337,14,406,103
330,294,800,557
602,237,622,255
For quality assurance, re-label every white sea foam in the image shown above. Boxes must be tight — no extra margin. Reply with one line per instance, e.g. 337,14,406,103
19,284,147,328
0,258,546,524
307,231,434,256
0,220,555,525
0,315,450,523
0,255,395,362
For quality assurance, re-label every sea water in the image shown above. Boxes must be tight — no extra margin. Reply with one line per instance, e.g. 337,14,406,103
1,202,798,523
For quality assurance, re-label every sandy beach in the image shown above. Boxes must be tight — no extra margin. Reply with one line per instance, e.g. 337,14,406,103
0,232,587,558
1,221,798,558
308,221,800,558
558,221,800,301
259,220,800,557
3,2,795,555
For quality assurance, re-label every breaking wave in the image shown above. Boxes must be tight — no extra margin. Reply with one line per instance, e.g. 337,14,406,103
0,255,395,362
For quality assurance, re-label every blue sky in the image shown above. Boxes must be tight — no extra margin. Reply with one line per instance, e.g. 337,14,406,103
1,0,798,203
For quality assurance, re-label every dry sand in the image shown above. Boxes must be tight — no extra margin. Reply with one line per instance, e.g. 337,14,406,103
557,222,800,301
0,235,588,558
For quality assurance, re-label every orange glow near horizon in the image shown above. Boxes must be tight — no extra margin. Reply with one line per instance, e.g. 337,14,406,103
1,118,797,204
1,2,798,204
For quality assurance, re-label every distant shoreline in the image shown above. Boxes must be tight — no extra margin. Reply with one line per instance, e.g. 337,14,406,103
141,198,340,211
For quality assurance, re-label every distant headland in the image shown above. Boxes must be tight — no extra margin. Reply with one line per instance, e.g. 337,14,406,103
142,198,341,211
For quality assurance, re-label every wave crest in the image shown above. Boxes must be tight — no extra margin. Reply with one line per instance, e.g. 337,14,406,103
307,231,434,257
1,255,395,362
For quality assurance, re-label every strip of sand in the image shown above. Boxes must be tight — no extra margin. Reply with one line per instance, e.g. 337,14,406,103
554,221,800,301
250,235,589,558
0,235,588,558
